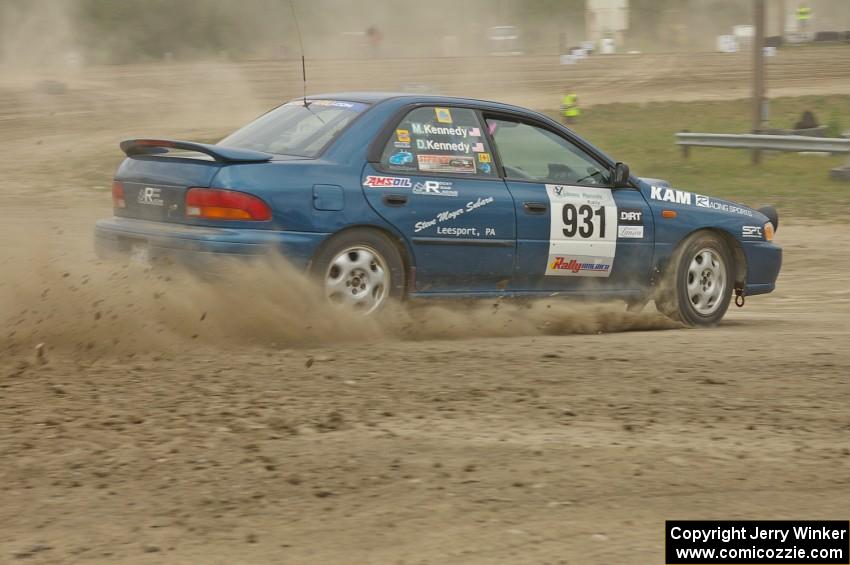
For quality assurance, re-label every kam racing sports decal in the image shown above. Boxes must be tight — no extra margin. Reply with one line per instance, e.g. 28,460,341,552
545,185,617,278
650,186,754,217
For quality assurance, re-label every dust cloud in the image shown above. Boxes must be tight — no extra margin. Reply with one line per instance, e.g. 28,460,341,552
0,0,682,358
0,225,678,360
0,0,838,359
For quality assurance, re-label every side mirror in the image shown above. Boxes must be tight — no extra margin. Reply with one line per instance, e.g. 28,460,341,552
613,162,630,188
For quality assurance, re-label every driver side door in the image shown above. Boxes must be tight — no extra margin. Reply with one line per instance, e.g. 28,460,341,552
484,116,655,292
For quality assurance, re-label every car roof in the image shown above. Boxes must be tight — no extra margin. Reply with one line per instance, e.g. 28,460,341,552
303,92,617,170
305,92,535,114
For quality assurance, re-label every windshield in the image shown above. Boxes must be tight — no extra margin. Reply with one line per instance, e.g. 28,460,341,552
218,99,369,158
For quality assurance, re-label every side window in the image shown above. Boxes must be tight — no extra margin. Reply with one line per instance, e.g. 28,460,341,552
486,118,611,186
380,107,496,177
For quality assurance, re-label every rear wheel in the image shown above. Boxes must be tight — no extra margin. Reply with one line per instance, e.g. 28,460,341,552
656,231,733,327
310,229,406,315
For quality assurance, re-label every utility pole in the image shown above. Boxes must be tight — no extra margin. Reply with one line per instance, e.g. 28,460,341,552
752,0,766,164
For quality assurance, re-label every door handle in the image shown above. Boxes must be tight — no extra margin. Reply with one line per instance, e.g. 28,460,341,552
383,194,408,206
523,201,548,214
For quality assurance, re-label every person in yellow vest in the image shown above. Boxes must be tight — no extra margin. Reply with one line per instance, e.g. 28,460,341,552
796,3,812,32
561,92,580,125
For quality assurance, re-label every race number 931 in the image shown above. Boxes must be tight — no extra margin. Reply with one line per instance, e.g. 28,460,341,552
562,204,606,238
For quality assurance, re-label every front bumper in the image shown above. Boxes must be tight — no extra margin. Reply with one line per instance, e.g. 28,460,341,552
94,217,330,272
742,241,782,296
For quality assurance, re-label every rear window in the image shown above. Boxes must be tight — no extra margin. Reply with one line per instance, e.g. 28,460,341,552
218,99,369,158
379,106,496,177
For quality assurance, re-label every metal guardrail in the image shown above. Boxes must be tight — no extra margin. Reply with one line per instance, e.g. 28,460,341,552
676,132,850,180
676,133,850,153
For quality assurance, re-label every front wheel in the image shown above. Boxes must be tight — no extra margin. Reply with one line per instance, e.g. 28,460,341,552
309,228,406,315
656,232,734,327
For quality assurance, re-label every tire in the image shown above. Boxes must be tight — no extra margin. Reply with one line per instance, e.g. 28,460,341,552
309,228,406,315
655,231,734,327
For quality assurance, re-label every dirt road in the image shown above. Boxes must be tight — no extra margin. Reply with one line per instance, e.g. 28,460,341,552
1,50,849,563
1,215,849,564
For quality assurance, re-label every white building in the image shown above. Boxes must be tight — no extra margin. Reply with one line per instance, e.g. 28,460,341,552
585,0,629,45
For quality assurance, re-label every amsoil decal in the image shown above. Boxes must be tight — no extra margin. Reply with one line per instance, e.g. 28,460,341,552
363,176,412,188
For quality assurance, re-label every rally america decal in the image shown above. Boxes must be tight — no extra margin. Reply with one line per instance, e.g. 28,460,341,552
545,185,617,278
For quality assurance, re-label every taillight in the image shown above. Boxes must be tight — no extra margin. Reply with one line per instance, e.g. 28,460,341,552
185,188,271,221
112,181,126,209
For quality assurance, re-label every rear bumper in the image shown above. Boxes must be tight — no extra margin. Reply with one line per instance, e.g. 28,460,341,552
742,241,782,296
94,217,329,272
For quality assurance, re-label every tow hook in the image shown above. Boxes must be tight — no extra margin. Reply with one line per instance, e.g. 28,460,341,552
734,287,745,308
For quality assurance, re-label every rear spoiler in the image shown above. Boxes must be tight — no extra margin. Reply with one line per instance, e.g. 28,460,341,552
120,139,274,163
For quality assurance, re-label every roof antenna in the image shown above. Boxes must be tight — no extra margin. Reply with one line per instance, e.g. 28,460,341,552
287,0,308,107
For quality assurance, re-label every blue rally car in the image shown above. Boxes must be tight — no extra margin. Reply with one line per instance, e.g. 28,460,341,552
95,93,781,326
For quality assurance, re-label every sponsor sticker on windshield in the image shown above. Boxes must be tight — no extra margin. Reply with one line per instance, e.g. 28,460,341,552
417,154,475,174
411,123,472,138
292,99,369,112
435,107,453,124
389,151,413,164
